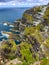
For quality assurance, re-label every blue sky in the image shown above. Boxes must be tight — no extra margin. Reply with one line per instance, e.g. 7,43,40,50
0,0,49,7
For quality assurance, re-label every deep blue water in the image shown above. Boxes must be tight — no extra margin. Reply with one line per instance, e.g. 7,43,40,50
0,7,30,41
0,7,29,22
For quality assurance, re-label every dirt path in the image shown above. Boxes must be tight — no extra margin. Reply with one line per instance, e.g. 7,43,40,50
5,58,22,65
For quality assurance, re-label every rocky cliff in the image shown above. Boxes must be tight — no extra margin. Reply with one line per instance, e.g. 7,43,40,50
0,4,49,65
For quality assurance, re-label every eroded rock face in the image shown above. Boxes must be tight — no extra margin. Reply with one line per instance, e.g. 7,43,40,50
0,3,49,65
0,40,17,64
0,40,22,65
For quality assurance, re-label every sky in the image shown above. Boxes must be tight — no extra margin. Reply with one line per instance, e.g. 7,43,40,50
0,0,49,7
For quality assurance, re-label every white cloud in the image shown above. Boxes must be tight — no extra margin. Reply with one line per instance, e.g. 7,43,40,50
14,2,43,7
0,0,49,7
39,0,44,1
0,1,16,7
39,0,49,3
26,0,33,2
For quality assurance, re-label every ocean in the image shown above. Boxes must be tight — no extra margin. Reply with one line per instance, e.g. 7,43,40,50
0,7,30,22
0,7,30,41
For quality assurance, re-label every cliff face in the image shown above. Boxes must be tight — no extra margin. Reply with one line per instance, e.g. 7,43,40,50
22,5,49,26
0,4,49,65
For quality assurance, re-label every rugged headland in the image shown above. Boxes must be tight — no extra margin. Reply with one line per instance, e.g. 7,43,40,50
0,4,49,65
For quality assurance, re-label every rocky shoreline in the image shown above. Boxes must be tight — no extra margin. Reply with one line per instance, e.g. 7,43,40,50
0,3,49,65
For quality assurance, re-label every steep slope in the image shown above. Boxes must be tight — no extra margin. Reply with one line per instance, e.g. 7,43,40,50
0,4,49,65
22,5,49,27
